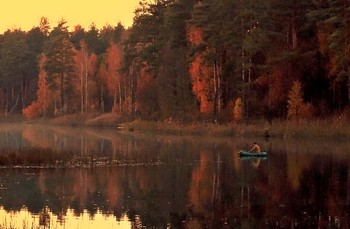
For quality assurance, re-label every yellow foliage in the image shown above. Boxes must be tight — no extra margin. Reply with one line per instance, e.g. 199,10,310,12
287,81,313,120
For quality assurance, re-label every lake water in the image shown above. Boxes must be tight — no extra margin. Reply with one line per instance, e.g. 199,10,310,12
0,123,349,228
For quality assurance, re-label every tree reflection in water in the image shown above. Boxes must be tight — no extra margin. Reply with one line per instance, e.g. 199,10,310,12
0,124,348,228
0,207,131,228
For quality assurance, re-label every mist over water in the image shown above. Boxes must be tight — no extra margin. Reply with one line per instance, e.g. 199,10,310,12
0,123,349,228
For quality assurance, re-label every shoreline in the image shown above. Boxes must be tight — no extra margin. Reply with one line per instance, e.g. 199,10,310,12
1,113,350,140
115,119,350,141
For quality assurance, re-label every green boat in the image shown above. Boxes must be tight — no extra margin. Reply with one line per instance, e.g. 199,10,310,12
239,150,268,157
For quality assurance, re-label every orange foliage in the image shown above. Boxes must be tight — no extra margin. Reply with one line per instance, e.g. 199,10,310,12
103,42,125,113
23,55,54,119
74,25,82,32
136,65,157,116
22,102,42,119
269,69,287,106
233,98,243,123
287,80,314,120
187,25,203,45
189,54,213,113
256,68,288,111
74,40,98,112
187,25,215,114
107,44,124,95
188,150,215,213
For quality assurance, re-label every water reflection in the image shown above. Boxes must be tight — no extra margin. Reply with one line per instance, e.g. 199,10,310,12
0,207,131,228
0,123,348,228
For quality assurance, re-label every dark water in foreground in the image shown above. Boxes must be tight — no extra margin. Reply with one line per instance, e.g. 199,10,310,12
0,123,349,228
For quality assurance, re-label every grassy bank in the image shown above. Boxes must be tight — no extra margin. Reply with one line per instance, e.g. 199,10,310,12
118,118,350,140
265,119,350,140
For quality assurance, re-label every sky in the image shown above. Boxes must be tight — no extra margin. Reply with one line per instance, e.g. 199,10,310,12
0,0,142,33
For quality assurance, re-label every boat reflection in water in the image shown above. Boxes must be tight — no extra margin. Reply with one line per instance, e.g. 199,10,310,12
0,124,348,228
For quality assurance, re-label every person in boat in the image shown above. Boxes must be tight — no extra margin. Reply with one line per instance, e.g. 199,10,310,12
249,142,261,153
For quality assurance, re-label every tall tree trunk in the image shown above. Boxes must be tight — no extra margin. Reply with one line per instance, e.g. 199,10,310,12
100,84,105,113
21,77,27,111
347,167,350,206
9,85,19,114
129,58,139,114
84,46,89,113
60,72,64,113
118,78,122,113
345,0,350,105
348,71,350,104
5,89,9,116
132,74,137,114
217,60,222,113
124,76,129,113
213,58,222,123
246,57,252,123
213,60,218,122
292,2,298,50
85,63,88,112
113,72,118,113
240,0,246,124
43,86,46,118
80,64,84,113
292,25,298,50
241,49,246,123
267,74,272,123
54,98,58,115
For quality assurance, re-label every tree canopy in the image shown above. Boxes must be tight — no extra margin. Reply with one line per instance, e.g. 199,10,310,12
0,0,349,122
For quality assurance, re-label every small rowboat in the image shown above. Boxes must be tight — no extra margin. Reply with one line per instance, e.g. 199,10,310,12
239,150,268,157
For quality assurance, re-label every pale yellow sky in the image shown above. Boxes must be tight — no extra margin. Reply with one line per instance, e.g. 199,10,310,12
0,0,142,33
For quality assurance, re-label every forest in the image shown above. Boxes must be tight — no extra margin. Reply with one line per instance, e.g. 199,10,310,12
0,0,349,124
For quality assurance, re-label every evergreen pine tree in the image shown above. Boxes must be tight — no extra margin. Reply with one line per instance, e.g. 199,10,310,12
44,20,76,114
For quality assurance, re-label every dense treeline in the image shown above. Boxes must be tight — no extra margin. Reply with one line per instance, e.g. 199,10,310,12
0,0,349,123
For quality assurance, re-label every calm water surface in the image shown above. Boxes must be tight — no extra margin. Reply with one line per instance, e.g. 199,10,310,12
0,123,349,228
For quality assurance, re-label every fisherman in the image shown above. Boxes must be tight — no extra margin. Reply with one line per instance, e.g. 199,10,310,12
249,142,261,153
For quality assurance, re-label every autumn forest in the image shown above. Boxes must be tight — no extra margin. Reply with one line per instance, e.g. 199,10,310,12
1,0,350,123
